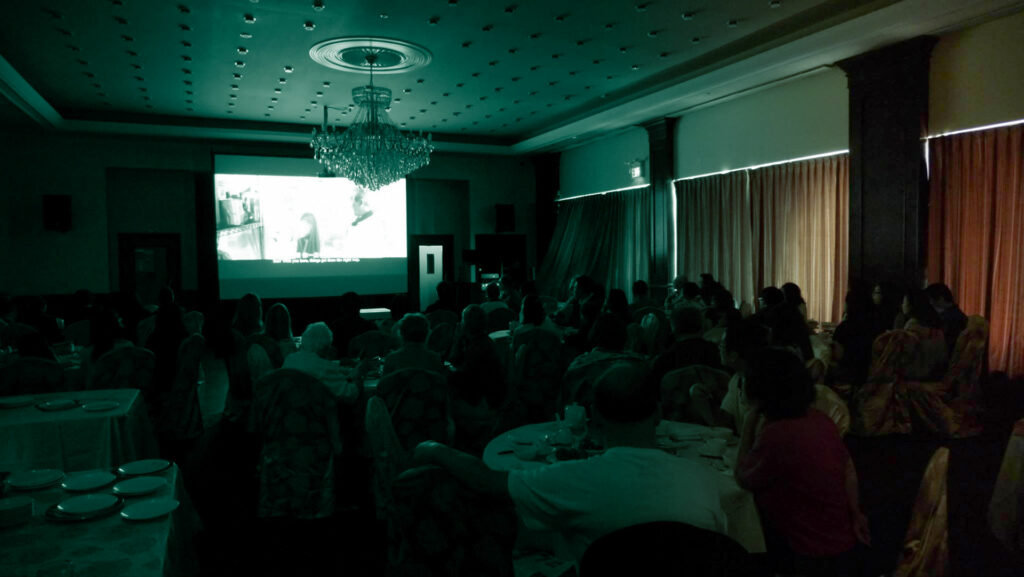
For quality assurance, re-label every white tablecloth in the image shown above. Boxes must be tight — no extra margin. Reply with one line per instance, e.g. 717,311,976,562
0,463,200,577
989,418,1024,553
483,420,766,553
0,389,159,473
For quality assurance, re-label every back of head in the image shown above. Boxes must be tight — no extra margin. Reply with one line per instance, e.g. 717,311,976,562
158,286,176,309
925,283,955,306
89,307,121,359
461,304,488,337
724,318,771,360
744,347,815,420
781,282,804,305
398,313,430,344
594,362,658,424
339,291,361,316
670,305,704,336
435,281,455,302
672,275,688,290
604,289,629,314
233,293,263,335
700,273,716,287
520,295,545,326
264,303,292,341
769,305,812,359
588,313,628,351
632,280,649,298
485,282,501,301
682,282,702,300
759,286,785,308
389,294,411,321
300,322,333,356
908,289,943,329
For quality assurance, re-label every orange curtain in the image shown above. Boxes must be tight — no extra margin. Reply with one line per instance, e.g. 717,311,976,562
675,154,849,323
750,155,850,323
927,124,1024,376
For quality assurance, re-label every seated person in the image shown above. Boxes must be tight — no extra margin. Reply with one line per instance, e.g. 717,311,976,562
412,362,727,566
479,282,509,314
663,275,689,309
603,289,632,326
382,313,445,376
424,281,459,315
564,314,643,406
328,291,378,359
901,290,949,381
282,322,358,402
650,305,723,384
512,295,562,343
735,348,870,577
718,318,771,434
449,305,505,409
629,280,658,312
829,288,875,388
925,283,969,357
553,275,595,328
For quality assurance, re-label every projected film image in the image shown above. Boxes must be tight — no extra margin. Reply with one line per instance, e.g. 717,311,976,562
215,174,406,263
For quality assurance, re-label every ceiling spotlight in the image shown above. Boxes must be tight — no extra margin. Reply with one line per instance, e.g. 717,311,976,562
682,12,695,20
770,0,782,7
304,21,315,30
691,36,701,44
728,19,739,28
240,32,252,39
313,0,325,11
235,60,246,68
283,65,294,73
243,14,255,23
429,16,440,25
635,3,649,12
237,47,248,54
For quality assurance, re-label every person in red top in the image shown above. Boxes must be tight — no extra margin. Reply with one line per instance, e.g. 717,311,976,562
735,347,871,577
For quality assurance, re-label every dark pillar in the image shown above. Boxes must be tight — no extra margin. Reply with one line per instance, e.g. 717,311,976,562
530,152,560,272
838,36,936,289
643,117,677,299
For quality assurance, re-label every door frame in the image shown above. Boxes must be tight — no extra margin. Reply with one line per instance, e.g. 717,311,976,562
117,233,182,304
408,234,454,311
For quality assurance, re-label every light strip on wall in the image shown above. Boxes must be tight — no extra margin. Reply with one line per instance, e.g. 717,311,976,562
554,183,649,202
673,149,849,182
925,117,1024,140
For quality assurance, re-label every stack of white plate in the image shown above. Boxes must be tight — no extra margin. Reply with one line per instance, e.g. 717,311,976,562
5,469,65,491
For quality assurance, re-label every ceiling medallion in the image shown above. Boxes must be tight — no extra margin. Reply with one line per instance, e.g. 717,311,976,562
309,37,431,75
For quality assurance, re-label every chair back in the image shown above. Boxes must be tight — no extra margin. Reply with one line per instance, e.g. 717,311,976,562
377,368,452,451
0,357,64,395
660,365,731,424
812,384,850,436
868,329,920,383
0,323,39,349
425,322,455,357
89,346,155,390
426,309,458,328
631,306,666,325
136,315,157,348
365,395,410,520
487,307,516,333
252,369,341,519
512,335,565,423
537,295,559,316
64,320,91,347
159,334,206,442
580,521,755,577
945,315,988,400
564,355,646,410
348,330,396,359
894,447,950,577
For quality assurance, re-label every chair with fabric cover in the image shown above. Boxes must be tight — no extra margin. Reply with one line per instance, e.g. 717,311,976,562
537,295,559,316
426,322,455,358
893,447,950,577
251,369,342,520
388,464,518,577
579,521,758,577
490,331,513,374
511,332,566,425
812,384,851,436
158,335,206,442
89,346,155,391
850,330,918,436
348,330,396,359
136,315,157,348
0,357,64,395
426,309,458,329
660,365,731,426
486,307,516,333
0,323,39,349
365,395,411,521
564,355,646,413
64,320,91,347
376,368,452,451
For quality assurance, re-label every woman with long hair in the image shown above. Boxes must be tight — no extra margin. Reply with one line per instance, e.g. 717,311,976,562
296,213,320,258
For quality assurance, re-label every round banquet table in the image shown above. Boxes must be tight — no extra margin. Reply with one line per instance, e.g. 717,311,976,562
483,420,766,554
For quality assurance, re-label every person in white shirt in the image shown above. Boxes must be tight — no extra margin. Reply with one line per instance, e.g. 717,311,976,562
282,322,358,403
411,362,728,565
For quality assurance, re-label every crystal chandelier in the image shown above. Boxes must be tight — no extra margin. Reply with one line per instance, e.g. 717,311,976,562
310,53,433,190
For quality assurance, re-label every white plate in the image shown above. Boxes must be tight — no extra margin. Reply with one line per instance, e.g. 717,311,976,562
6,469,65,490
117,459,171,476
36,399,78,411
82,401,120,412
113,476,168,497
120,498,179,521
57,493,119,515
62,471,117,492
0,395,34,409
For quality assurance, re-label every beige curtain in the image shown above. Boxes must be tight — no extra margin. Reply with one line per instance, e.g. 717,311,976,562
675,154,849,323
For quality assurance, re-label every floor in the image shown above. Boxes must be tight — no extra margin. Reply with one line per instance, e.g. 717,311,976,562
189,354,1024,576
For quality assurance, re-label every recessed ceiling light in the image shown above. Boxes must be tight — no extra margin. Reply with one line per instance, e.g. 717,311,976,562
283,66,294,73
239,32,252,39
237,47,248,54
313,0,325,11
231,84,240,90
274,88,282,93
636,3,649,12
483,24,493,31
304,21,315,30
322,81,331,87
235,61,246,68
271,97,279,101
428,16,440,25
179,24,191,32
604,23,615,30
682,12,695,20
631,64,639,71
234,73,243,79
728,19,739,28
182,55,192,62
647,30,659,38
230,94,237,99
315,92,323,97
691,36,701,44
770,0,782,7
243,14,255,23
379,13,388,19
554,13,568,22
279,78,287,84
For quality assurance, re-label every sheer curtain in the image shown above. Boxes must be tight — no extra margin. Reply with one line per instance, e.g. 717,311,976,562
675,154,849,323
537,187,654,299
927,124,1024,375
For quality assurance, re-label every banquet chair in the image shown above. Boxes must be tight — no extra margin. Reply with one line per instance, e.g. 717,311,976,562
0,322,39,349
631,306,666,326
63,319,91,347
511,333,566,424
0,357,64,395
157,334,206,464
426,309,458,329
365,395,410,521
812,384,851,436
486,306,516,333
579,521,759,577
537,295,559,316
426,321,455,358
251,369,342,520
377,368,453,451
564,355,646,413
660,365,731,426
850,330,918,436
135,315,157,348
893,447,950,577
89,346,155,391
348,329,396,359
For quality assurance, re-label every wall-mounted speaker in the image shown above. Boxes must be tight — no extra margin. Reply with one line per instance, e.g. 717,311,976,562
495,203,515,233
43,195,72,232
